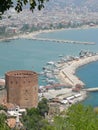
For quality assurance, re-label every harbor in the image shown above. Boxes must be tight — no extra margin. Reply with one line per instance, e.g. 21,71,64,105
0,50,98,106
39,51,98,107
0,31,95,45
39,51,98,89
0,27,98,108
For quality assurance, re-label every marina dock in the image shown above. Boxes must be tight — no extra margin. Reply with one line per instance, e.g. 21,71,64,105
39,51,98,106
40,51,98,89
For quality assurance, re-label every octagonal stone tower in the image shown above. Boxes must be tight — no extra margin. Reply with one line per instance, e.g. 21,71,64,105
5,70,38,108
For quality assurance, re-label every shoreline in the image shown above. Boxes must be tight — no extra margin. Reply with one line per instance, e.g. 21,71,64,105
57,54,98,88
0,25,98,43
0,26,98,108
39,52,98,107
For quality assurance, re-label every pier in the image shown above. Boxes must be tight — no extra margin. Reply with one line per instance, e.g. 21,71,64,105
32,37,95,45
85,87,98,92
58,54,98,87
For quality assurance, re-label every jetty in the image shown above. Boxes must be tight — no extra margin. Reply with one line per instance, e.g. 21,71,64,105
57,53,98,87
0,33,95,45
40,51,98,88
85,87,98,92
31,37,95,45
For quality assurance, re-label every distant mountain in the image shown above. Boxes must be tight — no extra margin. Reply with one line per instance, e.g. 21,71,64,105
65,0,98,12
45,0,98,12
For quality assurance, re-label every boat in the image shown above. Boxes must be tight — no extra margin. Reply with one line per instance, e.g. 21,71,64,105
46,79,56,84
47,61,54,65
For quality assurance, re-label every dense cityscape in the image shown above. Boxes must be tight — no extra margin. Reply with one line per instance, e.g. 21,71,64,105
0,0,98,38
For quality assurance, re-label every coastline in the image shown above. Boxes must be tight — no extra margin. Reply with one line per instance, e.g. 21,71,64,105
0,25,98,43
39,52,98,108
57,54,98,88
0,26,98,107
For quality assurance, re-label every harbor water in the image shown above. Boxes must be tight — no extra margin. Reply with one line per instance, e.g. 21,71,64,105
0,27,98,107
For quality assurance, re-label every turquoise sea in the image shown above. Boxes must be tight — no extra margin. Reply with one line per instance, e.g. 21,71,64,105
0,27,98,107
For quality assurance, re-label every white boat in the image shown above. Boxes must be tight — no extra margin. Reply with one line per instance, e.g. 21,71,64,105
47,61,54,65
46,79,56,84
39,71,45,75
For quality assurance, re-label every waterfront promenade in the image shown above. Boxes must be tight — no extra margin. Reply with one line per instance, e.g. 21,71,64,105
57,54,98,88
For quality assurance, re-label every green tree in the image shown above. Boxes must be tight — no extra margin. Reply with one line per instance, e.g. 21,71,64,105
53,116,67,130
41,125,55,130
21,107,50,130
21,103,98,130
0,0,49,16
44,104,98,130
21,107,41,130
66,103,98,130
38,98,49,117
0,113,10,130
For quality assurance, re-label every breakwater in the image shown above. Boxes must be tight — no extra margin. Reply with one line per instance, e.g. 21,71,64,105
31,37,95,45
57,54,98,87
85,87,98,92
0,32,95,45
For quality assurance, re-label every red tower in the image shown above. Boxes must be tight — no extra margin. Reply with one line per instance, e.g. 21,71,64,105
5,70,38,108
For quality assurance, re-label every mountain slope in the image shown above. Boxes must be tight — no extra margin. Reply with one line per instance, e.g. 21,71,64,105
45,0,98,12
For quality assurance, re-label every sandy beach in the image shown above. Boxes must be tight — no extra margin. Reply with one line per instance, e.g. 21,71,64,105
0,25,98,43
